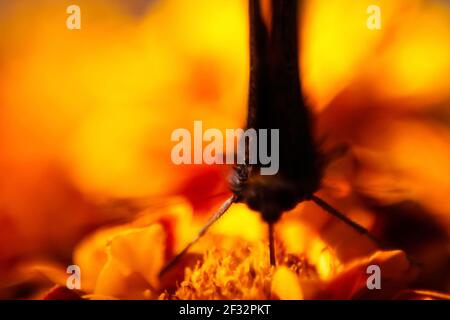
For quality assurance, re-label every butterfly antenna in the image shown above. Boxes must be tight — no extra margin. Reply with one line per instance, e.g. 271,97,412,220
158,195,237,277
310,194,387,249
268,222,276,266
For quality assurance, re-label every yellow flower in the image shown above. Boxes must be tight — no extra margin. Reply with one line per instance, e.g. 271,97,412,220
70,198,194,299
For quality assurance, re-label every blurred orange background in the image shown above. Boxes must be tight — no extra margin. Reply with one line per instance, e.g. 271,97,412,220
0,0,449,298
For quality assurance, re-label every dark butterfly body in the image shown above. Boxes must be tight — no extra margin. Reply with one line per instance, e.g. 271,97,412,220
231,0,322,224
159,0,385,276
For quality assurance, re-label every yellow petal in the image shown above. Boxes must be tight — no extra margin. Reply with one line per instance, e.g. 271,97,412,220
272,267,304,300
94,224,166,299
73,225,127,293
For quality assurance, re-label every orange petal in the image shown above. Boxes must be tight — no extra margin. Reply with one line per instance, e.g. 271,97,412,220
319,250,417,299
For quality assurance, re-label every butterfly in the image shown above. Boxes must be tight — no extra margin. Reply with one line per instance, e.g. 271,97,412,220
159,0,387,276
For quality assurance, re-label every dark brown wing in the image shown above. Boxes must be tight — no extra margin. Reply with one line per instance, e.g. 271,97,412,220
247,0,322,194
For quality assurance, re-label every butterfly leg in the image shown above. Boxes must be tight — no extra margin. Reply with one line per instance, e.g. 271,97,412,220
268,222,276,266
159,195,236,277
310,194,421,267
310,194,387,248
